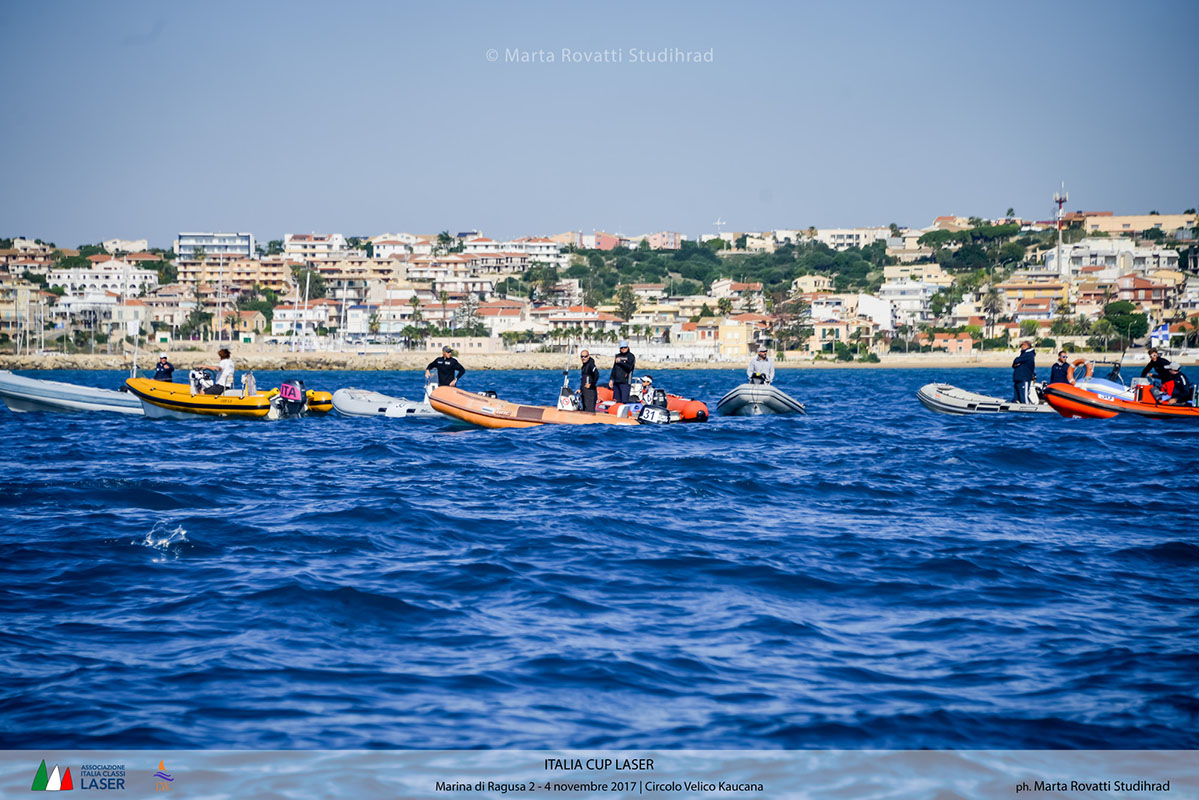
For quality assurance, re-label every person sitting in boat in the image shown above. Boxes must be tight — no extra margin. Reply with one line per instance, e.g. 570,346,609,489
153,353,175,382
1049,351,1075,385
747,346,774,384
425,346,466,387
1141,348,1173,383
198,348,235,396
1161,362,1194,405
1011,341,1036,403
609,341,635,404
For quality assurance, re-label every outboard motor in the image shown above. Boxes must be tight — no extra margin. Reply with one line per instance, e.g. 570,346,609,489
637,404,671,425
274,378,308,418
189,368,214,394
647,388,668,408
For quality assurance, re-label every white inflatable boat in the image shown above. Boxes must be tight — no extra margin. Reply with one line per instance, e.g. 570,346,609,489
716,383,806,416
0,370,144,414
332,387,439,418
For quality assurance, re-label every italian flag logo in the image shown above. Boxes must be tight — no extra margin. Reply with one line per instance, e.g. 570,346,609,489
30,760,74,791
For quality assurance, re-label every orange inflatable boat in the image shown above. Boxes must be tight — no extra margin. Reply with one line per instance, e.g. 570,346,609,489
1043,382,1199,420
429,386,640,429
596,385,709,422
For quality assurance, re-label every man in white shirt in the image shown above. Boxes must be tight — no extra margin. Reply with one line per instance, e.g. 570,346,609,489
201,348,235,395
747,346,774,384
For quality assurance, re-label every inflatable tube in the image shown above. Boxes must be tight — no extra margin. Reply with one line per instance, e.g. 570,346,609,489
596,386,708,422
0,370,144,414
717,384,806,416
1044,382,1199,421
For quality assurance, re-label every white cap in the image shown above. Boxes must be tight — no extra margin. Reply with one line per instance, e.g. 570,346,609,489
158,353,168,359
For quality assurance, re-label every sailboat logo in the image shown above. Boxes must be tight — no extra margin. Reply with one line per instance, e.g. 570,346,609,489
154,760,174,784
30,759,74,791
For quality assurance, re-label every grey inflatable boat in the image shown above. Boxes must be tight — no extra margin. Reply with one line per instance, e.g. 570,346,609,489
332,387,439,418
0,370,144,414
717,383,806,416
916,383,1054,415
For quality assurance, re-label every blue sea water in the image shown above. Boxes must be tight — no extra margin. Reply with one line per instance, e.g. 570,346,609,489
0,367,1196,750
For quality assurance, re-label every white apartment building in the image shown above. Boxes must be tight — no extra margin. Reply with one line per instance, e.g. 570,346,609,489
47,262,159,298
815,227,890,251
271,301,337,336
174,232,256,260
878,279,943,324
1044,238,1180,278
372,239,411,259
102,238,148,254
856,293,895,332
283,233,348,262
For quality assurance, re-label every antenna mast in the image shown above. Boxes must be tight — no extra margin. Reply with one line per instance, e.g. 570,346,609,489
1053,182,1069,277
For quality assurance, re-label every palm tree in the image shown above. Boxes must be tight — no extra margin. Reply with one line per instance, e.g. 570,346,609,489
981,286,1004,340
436,231,453,255
1090,318,1115,352
849,326,864,357
717,297,733,317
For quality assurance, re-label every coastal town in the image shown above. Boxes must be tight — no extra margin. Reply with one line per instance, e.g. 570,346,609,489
2,202,1197,366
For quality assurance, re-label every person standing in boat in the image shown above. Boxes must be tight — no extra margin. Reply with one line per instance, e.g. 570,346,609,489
1011,341,1036,403
153,353,175,382
425,345,466,387
1048,351,1075,385
609,340,636,404
1141,348,1173,383
578,349,599,412
747,346,775,384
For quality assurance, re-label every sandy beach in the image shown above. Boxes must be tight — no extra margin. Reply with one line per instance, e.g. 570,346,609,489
0,349,1177,371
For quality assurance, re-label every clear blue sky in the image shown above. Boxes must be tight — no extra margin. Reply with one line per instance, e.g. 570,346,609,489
2,0,1196,248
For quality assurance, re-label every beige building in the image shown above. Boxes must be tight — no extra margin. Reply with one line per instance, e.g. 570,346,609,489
883,262,952,283
792,274,832,293
1083,213,1196,235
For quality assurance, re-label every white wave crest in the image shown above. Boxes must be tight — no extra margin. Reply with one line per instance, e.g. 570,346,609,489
136,522,189,551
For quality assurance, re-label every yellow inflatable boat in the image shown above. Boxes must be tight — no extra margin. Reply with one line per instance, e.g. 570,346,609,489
429,385,640,429
125,378,333,420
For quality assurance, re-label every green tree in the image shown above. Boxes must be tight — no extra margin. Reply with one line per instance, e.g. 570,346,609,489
734,234,748,251
436,230,454,254
1019,319,1039,339
1006,207,1015,218
717,297,733,316
1102,300,1148,342
703,238,728,252
267,239,283,255
290,266,327,299
615,284,638,321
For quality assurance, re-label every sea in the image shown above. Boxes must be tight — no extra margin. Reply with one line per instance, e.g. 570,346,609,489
0,367,1195,750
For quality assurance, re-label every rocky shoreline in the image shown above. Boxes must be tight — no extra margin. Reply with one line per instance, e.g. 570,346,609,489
0,350,1165,371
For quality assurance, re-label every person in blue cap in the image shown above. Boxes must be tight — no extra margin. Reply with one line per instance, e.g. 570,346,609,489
609,340,636,403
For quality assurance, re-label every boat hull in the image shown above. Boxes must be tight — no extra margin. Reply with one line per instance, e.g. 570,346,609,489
332,388,438,418
429,386,639,429
125,378,333,419
1043,383,1199,420
0,370,143,414
717,384,806,416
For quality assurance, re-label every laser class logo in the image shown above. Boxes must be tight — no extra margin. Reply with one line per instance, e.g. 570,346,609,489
153,760,175,791
29,760,73,791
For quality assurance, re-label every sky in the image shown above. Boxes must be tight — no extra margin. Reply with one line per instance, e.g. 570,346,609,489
1,0,1196,248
